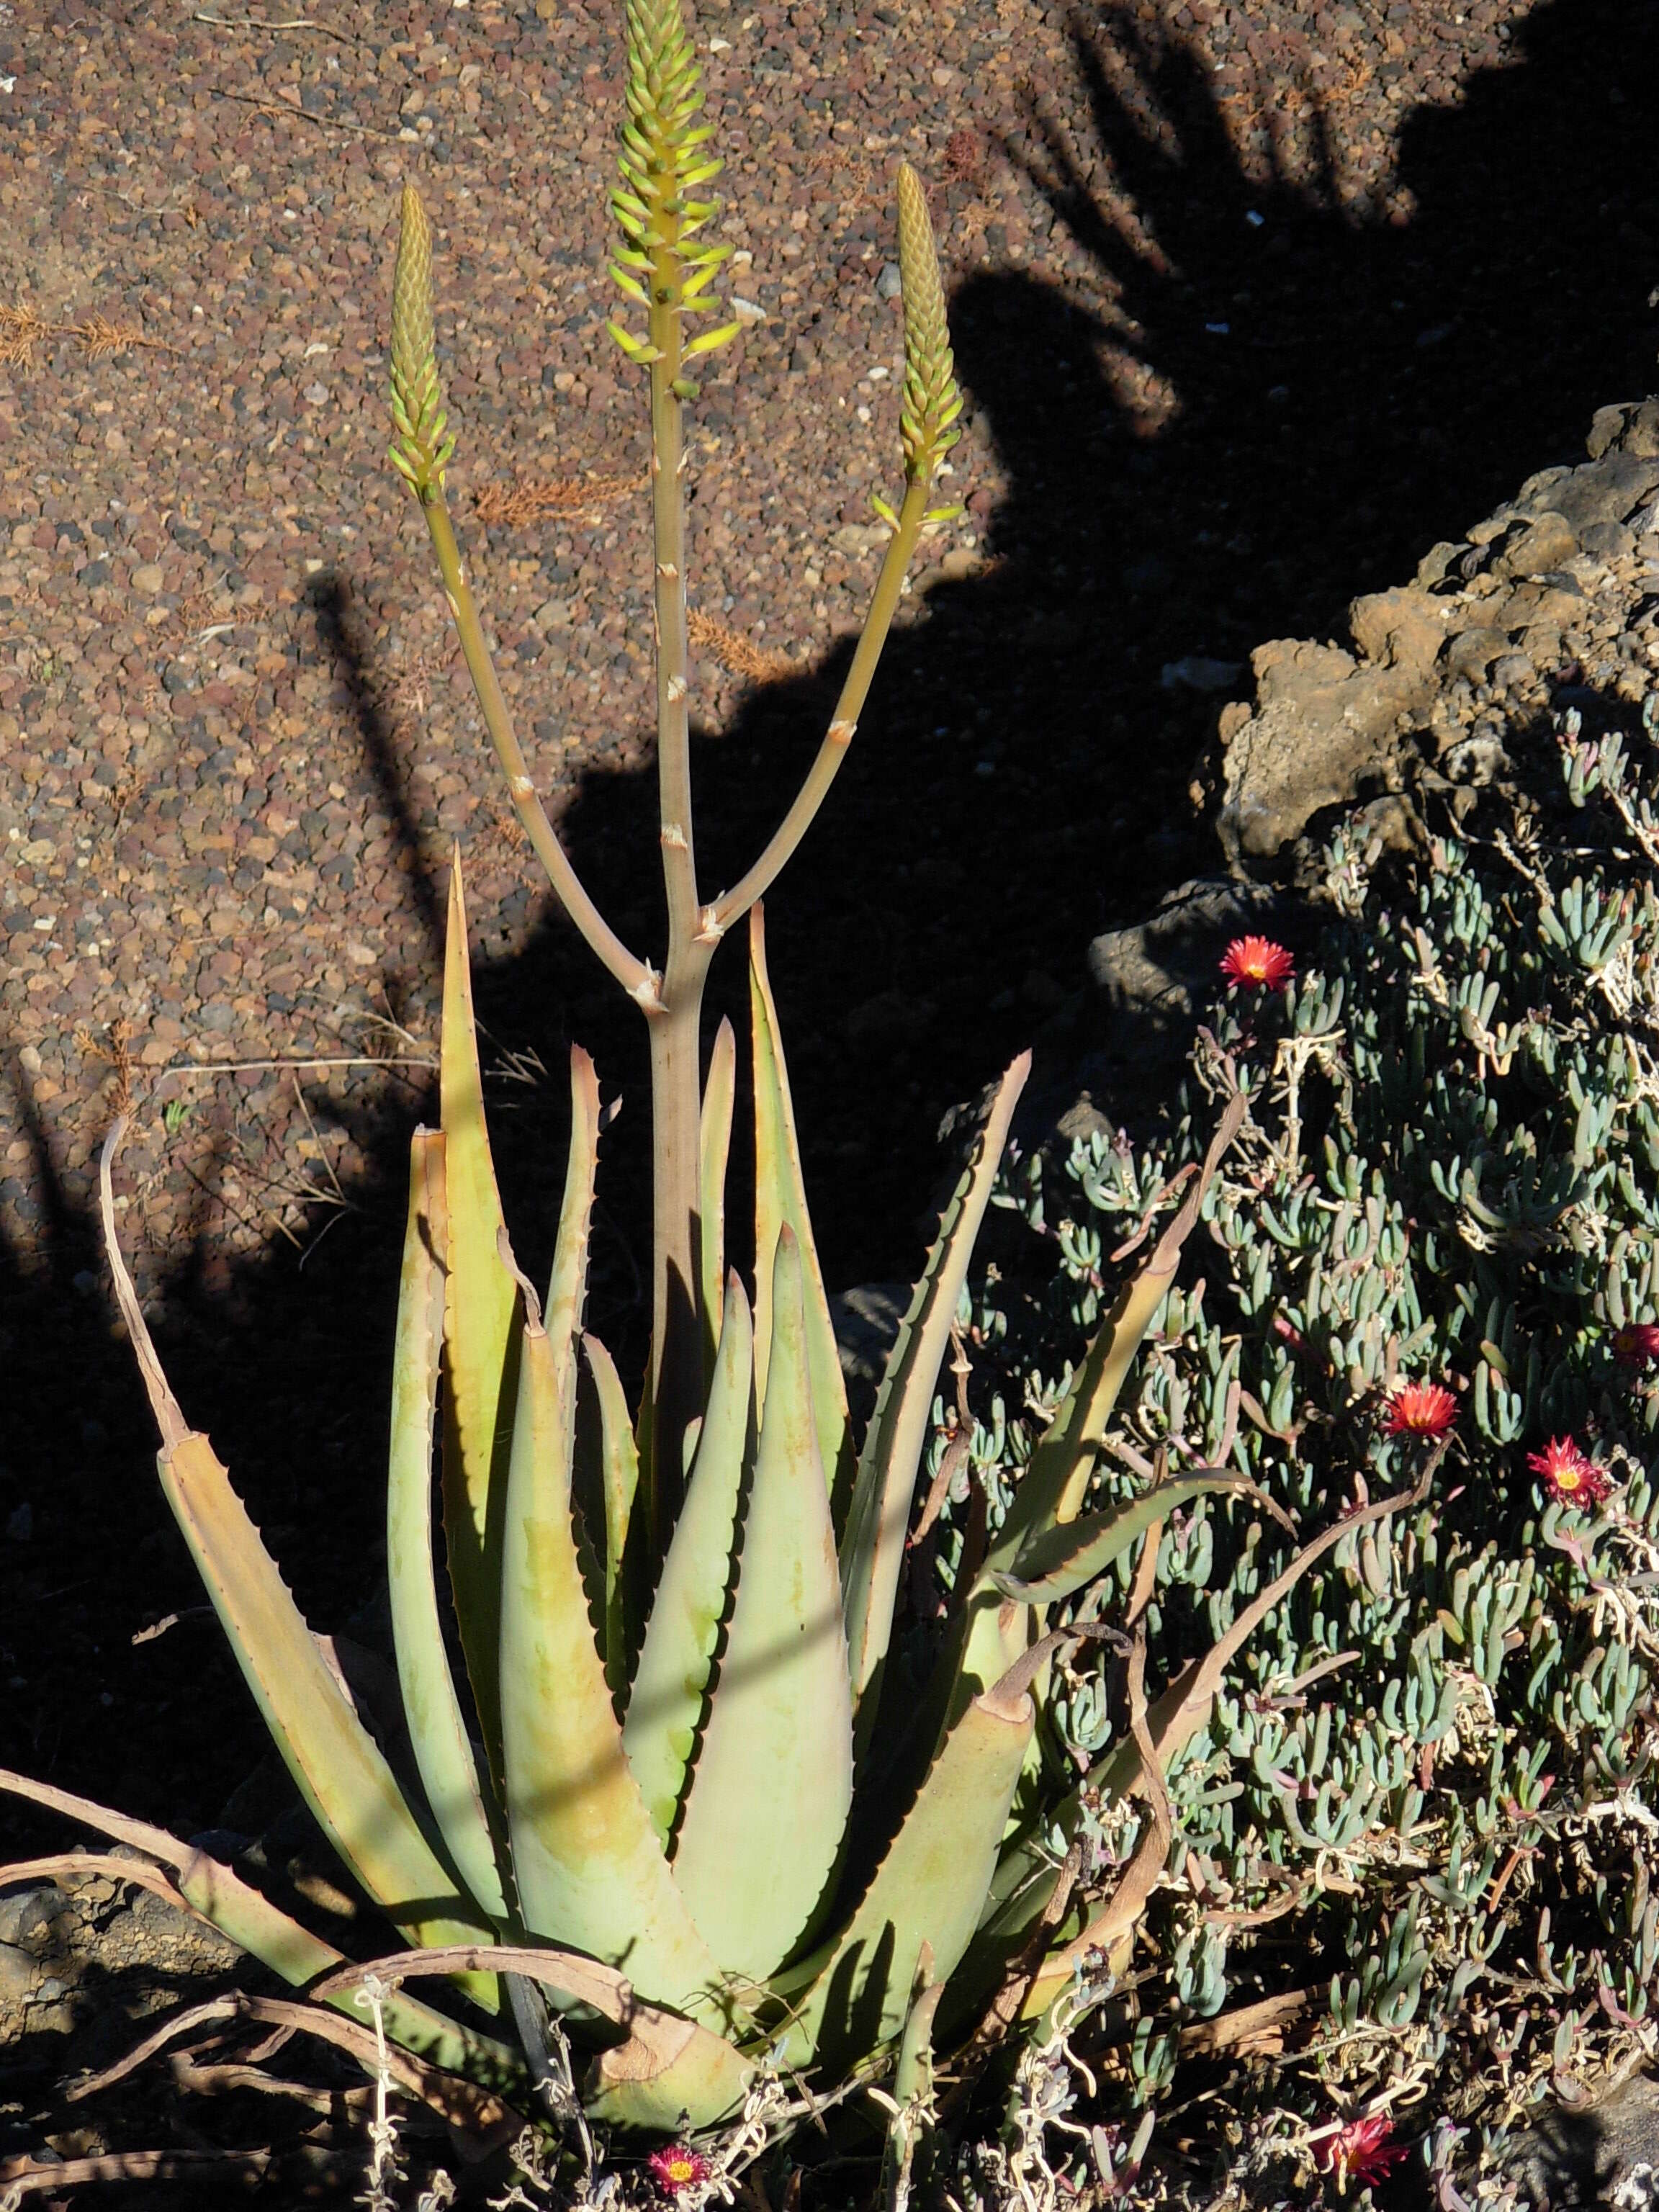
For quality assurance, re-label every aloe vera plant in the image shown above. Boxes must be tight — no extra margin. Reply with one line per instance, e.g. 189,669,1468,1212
0,0,1431,2157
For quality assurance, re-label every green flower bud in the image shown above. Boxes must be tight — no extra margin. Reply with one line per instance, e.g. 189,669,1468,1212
896,162,961,487
389,184,456,502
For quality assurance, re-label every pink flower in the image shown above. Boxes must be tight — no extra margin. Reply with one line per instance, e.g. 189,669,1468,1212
1317,2113,1406,2188
647,2146,710,2198
1614,1323,1659,1366
1219,935,1295,989
1527,1436,1611,1509
1383,1380,1458,1438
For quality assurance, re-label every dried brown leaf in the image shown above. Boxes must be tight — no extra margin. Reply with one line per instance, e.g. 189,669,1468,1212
474,470,647,526
75,313,145,360
0,302,50,367
688,607,794,684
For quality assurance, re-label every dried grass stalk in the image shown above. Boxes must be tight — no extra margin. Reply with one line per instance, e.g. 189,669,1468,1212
473,470,647,526
688,608,794,684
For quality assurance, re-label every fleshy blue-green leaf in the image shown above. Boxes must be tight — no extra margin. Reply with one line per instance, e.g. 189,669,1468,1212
750,906,852,1519
386,1128,508,1926
624,1273,755,1848
584,1331,640,1697
437,858,518,1789
498,1280,729,2018
992,1475,1249,1604
840,1055,1029,1736
671,1228,854,1981
777,1663,1035,2072
698,1016,736,1372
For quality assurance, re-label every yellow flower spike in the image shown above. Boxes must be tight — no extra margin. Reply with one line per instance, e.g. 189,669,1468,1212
388,183,456,503
608,0,737,368
895,161,962,488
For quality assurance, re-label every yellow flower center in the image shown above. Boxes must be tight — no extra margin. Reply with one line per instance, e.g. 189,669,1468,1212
665,2159,696,2182
1555,1465,1583,1491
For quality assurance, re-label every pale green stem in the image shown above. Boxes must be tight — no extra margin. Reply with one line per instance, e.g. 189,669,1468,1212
644,247,710,1494
709,477,932,935
419,495,657,1007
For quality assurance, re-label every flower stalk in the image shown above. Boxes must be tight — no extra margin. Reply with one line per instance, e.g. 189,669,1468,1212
387,20,962,1482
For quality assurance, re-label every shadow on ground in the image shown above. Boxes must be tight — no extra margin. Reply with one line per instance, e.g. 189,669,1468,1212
2,0,1656,1864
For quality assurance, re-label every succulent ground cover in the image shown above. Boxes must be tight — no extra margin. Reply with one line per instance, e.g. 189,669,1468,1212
945,670,1659,2201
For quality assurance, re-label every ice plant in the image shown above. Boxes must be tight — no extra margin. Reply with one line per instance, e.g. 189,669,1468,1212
1528,1436,1612,1508
1613,1323,1659,1364
647,2144,710,2195
1220,934,1295,989
1382,1380,1459,1438
1317,2113,1406,2189
0,0,1429,2162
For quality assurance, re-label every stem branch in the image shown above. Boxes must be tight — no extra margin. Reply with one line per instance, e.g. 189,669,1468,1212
421,495,656,1004
710,478,931,933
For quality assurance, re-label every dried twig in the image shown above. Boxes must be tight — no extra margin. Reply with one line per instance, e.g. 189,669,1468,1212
74,312,180,359
61,1988,518,2143
153,1053,436,1076
210,86,397,139
75,1017,135,1115
0,2148,273,2198
0,1851,192,1920
194,9,365,38
1176,1987,1316,2057
168,2052,371,2116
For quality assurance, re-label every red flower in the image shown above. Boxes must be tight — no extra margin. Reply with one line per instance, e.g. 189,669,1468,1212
1527,1436,1611,1509
648,2146,711,2198
1317,2113,1406,2188
1614,1323,1659,1366
1383,1380,1458,1438
1220,935,1295,989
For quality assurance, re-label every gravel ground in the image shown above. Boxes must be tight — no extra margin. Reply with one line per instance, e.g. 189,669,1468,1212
0,0,1655,1879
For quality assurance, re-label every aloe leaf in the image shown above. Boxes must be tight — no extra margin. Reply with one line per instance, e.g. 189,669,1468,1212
316,1940,749,2129
96,1136,496,1975
0,1766,518,2085
992,1475,1249,1604
179,1856,518,2084
893,1960,943,2108
1090,1464,1437,1807
387,1129,508,1927
778,1661,1035,2072
584,2010,754,2131
498,1283,729,2017
158,1432,497,1956
698,1015,737,1370
937,1812,1076,2041
991,1096,1246,1570
840,1053,1030,1734
584,1331,641,1695
749,906,852,1519
438,858,519,1787
624,1272,755,1848
546,1047,601,1434
672,1228,855,1982
319,1939,745,2129
881,1960,943,2210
